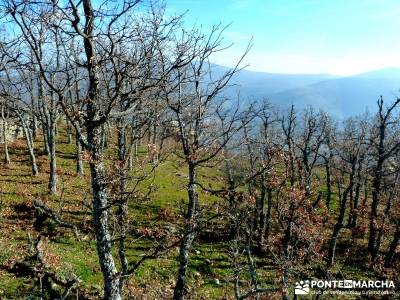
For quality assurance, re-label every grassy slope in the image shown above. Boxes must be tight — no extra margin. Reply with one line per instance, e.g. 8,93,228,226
0,130,264,299
0,129,397,299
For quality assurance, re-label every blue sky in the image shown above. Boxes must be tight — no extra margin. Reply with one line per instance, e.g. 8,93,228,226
166,0,400,75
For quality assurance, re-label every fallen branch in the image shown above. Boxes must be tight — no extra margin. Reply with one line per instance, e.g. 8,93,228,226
9,260,79,299
7,234,82,300
33,199,80,240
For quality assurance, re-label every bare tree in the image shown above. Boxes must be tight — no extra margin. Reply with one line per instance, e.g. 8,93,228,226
368,97,400,262
281,105,297,188
295,107,327,196
327,118,367,267
160,34,250,297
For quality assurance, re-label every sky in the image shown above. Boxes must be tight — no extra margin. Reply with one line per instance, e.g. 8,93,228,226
165,0,400,76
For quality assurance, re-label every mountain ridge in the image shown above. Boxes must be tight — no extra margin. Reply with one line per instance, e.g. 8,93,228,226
215,64,400,118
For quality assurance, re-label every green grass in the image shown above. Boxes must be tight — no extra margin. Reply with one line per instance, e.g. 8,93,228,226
0,127,396,299
0,130,242,299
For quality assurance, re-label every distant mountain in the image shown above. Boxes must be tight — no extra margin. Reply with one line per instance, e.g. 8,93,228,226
356,67,400,79
270,68,400,118
214,65,400,118
212,64,339,96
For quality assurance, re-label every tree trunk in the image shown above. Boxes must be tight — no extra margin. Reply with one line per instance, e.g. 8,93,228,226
174,162,198,300
328,224,341,268
328,184,352,267
55,119,58,137
76,132,84,176
369,117,386,257
81,0,121,296
257,177,267,251
348,180,361,228
372,177,397,262
16,110,38,176
265,187,273,242
368,159,383,256
38,75,50,156
117,122,126,162
29,72,38,141
325,158,332,210
1,105,10,164
47,91,57,195
41,118,50,155
151,116,159,163
384,222,400,267
67,122,72,144
48,120,57,194
88,124,121,299
32,114,38,141
101,123,108,150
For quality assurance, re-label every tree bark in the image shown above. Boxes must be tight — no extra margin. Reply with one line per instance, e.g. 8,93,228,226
47,91,57,195
30,74,38,141
174,162,198,300
88,131,120,299
81,1,121,298
48,119,57,194
1,104,10,164
15,109,38,176
38,76,50,156
76,131,84,176
257,176,267,251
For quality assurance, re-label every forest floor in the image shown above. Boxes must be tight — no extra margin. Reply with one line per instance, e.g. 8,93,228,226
0,129,272,299
0,128,398,299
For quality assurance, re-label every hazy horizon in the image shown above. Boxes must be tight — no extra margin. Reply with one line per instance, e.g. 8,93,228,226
213,64,400,77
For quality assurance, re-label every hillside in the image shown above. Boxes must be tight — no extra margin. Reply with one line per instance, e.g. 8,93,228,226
0,127,398,298
217,65,400,118
0,132,241,299
1,1,400,299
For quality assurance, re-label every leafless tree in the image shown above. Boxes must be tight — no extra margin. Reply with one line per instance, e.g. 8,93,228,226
327,117,367,267
160,32,250,297
368,97,400,262
2,0,215,298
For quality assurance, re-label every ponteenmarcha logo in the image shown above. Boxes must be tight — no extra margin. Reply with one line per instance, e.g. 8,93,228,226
295,280,310,295
294,279,395,295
